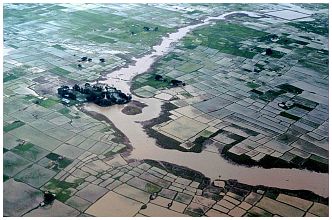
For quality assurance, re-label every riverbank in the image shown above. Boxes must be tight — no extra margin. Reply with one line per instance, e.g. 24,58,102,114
83,9,329,197
79,107,133,155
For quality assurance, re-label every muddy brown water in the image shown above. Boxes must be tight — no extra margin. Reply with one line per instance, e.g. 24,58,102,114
85,11,328,197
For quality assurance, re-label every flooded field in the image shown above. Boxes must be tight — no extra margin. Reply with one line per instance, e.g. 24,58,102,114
83,9,329,197
265,10,311,20
85,102,328,197
99,11,260,94
4,3,329,217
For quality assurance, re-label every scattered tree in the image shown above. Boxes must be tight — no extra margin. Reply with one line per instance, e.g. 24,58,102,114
171,79,184,87
266,48,273,55
73,84,80,91
155,74,163,81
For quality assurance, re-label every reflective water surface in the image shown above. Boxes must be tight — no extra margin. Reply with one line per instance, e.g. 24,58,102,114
85,11,328,197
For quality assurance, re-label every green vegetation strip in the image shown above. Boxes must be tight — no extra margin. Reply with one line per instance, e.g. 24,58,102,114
163,53,184,61
190,128,248,153
58,107,80,119
183,21,267,58
46,153,73,170
4,74,19,82
246,82,260,89
4,121,25,132
12,143,44,161
65,10,175,46
132,74,174,90
145,182,161,193
144,159,210,189
3,175,9,182
288,20,328,37
276,84,303,94
49,67,71,76
36,98,59,108
4,66,28,82
13,143,35,152
104,146,128,158
58,108,70,115
43,178,84,202
51,44,66,50
251,89,286,102
279,112,300,121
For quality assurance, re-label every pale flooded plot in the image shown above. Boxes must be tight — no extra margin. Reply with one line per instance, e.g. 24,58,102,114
265,10,311,20
86,191,143,217
3,179,44,217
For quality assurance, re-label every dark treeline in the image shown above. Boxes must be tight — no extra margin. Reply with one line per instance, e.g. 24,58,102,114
58,83,132,107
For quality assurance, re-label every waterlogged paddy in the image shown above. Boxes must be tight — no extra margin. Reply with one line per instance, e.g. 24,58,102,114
85,100,328,197
99,11,260,94
84,11,328,197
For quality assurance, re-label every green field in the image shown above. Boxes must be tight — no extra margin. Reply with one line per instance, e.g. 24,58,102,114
183,21,268,58
4,121,25,132
36,98,59,108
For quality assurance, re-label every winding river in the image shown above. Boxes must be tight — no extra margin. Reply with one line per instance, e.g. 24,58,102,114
84,11,328,197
